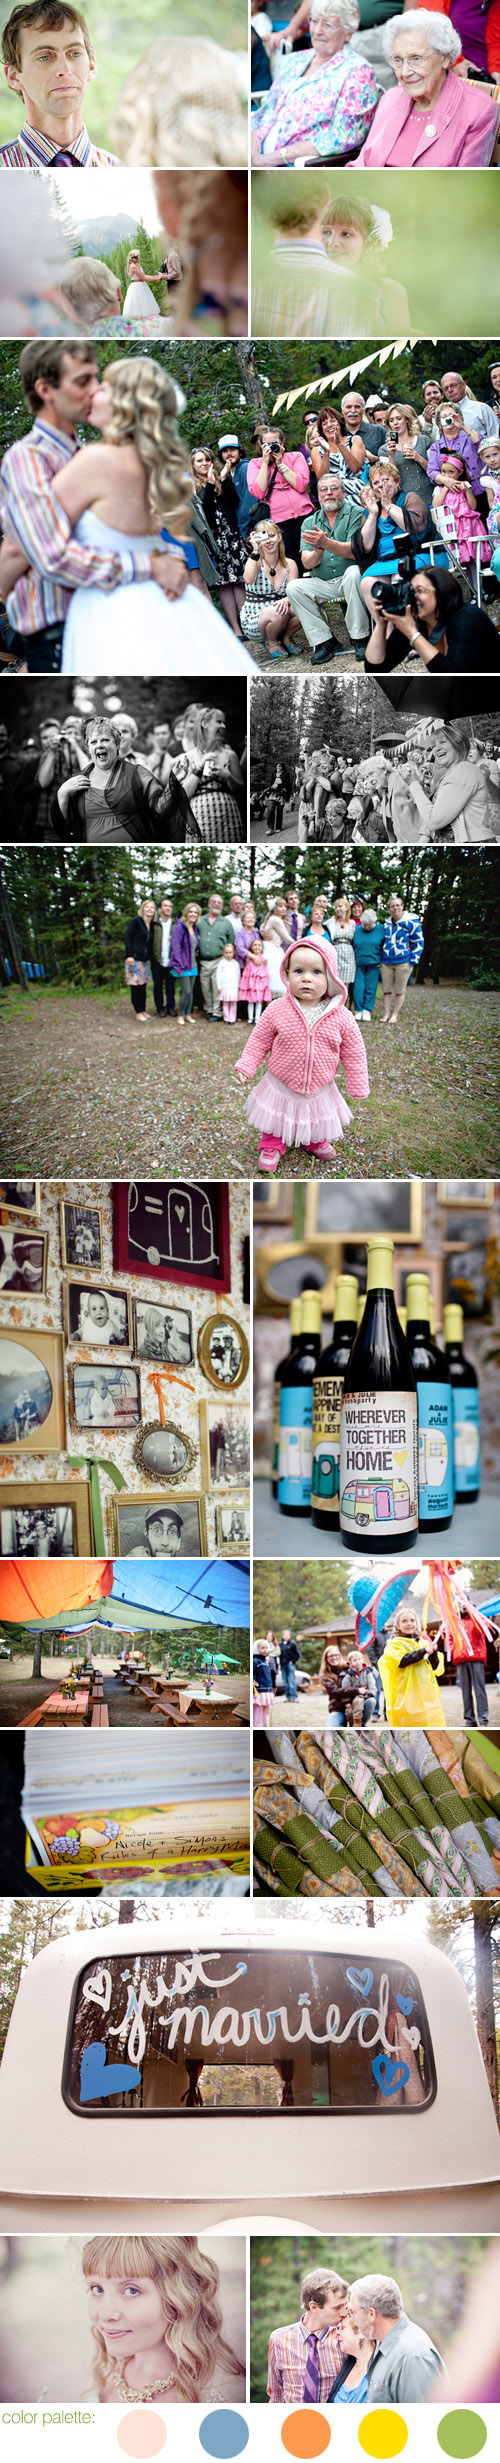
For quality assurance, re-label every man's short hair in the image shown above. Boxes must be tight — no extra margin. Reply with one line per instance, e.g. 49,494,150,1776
301,2269,348,2313
2,1,93,69
60,258,120,323
350,2276,404,2321
259,169,330,238
19,337,97,417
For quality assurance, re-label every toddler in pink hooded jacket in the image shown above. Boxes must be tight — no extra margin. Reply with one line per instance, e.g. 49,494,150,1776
235,933,369,1172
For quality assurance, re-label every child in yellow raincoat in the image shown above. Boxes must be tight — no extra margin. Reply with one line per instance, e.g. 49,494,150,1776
379,1603,446,1727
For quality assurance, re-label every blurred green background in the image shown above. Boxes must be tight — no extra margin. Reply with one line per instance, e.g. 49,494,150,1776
252,170,500,337
0,0,247,147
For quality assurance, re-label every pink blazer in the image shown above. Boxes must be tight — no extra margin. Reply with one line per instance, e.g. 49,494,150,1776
356,70,498,166
235,936,370,1099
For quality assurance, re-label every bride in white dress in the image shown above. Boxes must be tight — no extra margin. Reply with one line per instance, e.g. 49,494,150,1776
48,360,253,675
122,249,166,319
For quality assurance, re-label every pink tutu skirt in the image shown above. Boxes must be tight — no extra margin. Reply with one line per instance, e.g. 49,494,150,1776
245,1068,352,1148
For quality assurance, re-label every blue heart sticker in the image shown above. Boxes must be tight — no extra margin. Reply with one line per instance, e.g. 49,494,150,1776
396,1993,414,2016
372,2054,411,2099
80,2040,141,2103
346,1967,373,1998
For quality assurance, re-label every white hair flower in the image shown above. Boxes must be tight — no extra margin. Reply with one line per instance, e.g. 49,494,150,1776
368,204,393,250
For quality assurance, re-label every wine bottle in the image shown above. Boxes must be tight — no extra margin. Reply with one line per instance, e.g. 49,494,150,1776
311,1274,359,1532
278,1290,322,1518
406,1272,454,1531
443,1303,481,1502
271,1298,302,1501
339,1236,418,1553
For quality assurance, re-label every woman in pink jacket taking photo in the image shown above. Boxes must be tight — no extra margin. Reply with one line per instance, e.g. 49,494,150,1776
235,935,369,1174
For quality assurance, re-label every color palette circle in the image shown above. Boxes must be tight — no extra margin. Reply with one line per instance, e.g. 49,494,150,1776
199,2413,249,2459
358,2412,408,2459
437,2414,487,2459
117,2416,167,2459
281,2413,331,2459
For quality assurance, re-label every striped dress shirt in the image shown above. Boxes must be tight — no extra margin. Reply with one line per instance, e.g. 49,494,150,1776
267,2320,344,2403
0,418,154,634
252,241,375,342
0,123,117,165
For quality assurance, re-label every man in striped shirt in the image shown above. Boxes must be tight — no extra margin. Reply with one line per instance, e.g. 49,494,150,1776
267,2267,348,2404
0,339,190,671
0,1,118,166
252,173,374,342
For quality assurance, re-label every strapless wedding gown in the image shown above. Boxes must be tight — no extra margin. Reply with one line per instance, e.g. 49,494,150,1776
123,278,160,316
61,511,253,675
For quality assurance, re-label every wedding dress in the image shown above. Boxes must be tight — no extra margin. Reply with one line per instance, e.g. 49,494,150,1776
61,511,253,675
123,279,161,317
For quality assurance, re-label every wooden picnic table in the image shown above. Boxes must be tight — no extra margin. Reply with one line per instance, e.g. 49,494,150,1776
19,1688,88,1728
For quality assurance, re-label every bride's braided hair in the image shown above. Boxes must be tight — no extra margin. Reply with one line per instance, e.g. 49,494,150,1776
106,358,193,538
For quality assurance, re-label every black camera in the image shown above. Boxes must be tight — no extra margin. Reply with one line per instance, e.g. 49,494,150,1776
371,552,417,618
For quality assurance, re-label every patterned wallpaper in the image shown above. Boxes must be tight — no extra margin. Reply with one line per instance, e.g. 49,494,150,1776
0,1181,251,1554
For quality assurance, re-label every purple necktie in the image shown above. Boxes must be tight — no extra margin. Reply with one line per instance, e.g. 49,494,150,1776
51,149,78,165
303,2334,320,2403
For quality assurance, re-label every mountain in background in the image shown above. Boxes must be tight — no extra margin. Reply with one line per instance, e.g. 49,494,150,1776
73,214,136,257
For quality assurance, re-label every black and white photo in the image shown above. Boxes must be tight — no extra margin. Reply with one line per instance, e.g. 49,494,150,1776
64,1282,132,1348
69,1364,141,1433
250,675,500,845
201,1400,251,1492
0,1330,67,1454
133,1298,193,1366
0,678,248,845
216,1504,251,1550
1,1502,75,1558
112,1493,208,1558
197,1313,249,1390
0,1227,47,1296
60,1204,104,1272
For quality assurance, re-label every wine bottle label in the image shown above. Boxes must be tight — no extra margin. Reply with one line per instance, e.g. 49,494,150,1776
452,1389,481,1491
417,1383,454,1521
272,1382,281,1478
278,1385,313,1506
311,1374,343,1516
340,1391,418,1535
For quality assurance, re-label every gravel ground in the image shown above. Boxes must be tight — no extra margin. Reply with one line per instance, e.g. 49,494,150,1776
1,982,498,1180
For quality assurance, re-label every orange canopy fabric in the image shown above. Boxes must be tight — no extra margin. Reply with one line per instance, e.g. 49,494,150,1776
0,1561,113,1620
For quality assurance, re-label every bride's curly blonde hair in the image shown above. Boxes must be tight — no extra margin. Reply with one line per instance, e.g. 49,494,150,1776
82,2234,242,2405
105,359,193,539
111,37,247,167
153,172,248,332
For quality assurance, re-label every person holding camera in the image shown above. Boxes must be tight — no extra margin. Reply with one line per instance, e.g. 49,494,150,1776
364,563,500,673
352,466,449,636
241,520,301,658
246,426,314,564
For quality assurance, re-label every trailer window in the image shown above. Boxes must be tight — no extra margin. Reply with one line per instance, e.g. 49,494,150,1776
63,1948,436,2116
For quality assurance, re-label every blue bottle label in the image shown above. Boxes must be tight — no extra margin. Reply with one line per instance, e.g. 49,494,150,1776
278,1384,313,1507
452,1387,481,1492
417,1382,454,1521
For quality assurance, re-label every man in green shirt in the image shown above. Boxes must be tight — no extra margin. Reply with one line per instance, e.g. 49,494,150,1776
348,2276,445,2403
287,473,370,665
198,894,235,1020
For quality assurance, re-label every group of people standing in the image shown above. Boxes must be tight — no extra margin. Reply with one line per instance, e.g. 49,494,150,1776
257,721,500,848
0,702,245,845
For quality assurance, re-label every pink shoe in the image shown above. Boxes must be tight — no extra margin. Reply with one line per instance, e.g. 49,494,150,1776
258,1135,286,1174
306,1139,336,1159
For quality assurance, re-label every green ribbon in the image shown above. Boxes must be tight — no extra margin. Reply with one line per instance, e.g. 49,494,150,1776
66,1456,127,1555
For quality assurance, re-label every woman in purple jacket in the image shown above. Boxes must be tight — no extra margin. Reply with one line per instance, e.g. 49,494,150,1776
234,900,258,968
170,903,200,1025
427,406,485,498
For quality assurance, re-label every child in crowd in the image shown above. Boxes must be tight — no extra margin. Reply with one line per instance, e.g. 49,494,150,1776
479,437,500,586
216,939,241,1024
431,454,491,589
378,1604,446,1727
260,922,285,997
238,934,271,1021
235,935,369,1175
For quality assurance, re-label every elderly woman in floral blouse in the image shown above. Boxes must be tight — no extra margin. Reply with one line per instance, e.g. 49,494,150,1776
250,0,377,165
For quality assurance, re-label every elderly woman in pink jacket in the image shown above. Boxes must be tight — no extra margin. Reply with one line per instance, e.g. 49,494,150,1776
235,933,369,1174
356,11,498,164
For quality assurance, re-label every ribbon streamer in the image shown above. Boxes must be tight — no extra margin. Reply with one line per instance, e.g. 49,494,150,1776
67,1456,127,1555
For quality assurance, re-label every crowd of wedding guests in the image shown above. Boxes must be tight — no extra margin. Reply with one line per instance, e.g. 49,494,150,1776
233,372,500,673
251,722,500,843
0,701,246,842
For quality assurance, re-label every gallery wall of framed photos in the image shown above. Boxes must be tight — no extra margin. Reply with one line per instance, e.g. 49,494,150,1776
0,1179,251,1560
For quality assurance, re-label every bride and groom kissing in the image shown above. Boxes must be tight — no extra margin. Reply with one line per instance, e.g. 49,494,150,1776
0,338,252,675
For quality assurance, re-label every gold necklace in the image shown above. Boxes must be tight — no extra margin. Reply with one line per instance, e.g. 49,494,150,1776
109,2365,177,2403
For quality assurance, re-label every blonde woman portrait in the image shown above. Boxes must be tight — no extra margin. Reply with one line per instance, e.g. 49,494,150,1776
0,358,252,676
81,2235,245,2405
